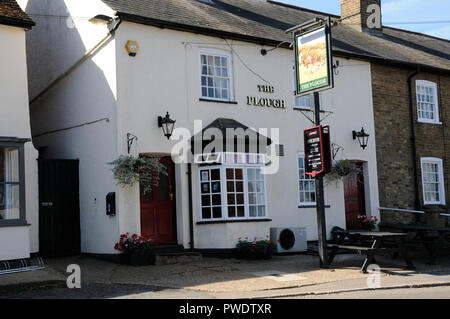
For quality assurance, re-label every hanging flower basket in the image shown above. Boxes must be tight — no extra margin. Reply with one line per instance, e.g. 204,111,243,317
108,155,167,194
326,160,362,185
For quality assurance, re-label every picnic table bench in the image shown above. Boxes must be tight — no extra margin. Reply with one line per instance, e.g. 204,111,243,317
328,229,415,273
380,224,450,265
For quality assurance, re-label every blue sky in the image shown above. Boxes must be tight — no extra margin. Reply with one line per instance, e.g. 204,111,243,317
276,0,450,40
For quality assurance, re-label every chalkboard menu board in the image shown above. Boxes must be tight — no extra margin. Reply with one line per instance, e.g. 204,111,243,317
304,125,332,178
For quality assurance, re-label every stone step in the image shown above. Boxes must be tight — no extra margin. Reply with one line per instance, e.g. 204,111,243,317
154,252,202,265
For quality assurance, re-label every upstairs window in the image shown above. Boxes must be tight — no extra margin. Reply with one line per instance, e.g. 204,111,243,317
421,158,446,205
416,80,440,124
199,50,233,102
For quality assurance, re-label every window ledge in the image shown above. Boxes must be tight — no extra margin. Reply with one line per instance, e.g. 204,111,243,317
417,120,442,125
298,205,331,209
199,98,238,105
0,221,30,228
197,218,272,225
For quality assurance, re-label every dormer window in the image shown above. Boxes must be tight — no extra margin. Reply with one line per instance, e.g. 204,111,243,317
416,80,440,124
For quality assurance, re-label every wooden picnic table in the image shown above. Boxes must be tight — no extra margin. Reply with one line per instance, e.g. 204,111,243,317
328,230,415,273
380,224,450,265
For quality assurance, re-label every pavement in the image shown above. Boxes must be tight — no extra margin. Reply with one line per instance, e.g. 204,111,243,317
1,252,450,299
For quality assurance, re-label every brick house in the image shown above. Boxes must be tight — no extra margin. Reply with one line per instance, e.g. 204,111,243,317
340,0,450,225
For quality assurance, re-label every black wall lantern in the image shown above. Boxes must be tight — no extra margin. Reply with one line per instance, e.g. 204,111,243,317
158,112,176,140
353,127,370,150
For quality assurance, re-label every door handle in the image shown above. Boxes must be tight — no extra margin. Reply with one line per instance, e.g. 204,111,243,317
170,193,174,201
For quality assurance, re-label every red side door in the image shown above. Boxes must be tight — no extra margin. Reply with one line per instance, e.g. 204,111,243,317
140,157,176,244
343,162,366,229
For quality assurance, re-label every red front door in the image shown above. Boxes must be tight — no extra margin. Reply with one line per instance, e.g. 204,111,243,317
140,157,176,244
343,162,366,229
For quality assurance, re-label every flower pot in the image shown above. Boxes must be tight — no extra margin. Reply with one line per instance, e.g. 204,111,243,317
147,253,156,265
129,251,149,266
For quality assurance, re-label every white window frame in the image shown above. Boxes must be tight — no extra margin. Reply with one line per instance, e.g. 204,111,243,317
416,80,440,124
297,153,327,207
199,48,234,102
197,162,268,222
421,157,446,205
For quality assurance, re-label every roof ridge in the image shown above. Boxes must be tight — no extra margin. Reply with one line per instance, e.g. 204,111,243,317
383,25,450,44
265,0,340,18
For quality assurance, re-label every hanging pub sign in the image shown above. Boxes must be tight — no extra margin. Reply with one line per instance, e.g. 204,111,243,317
293,19,334,96
304,125,332,178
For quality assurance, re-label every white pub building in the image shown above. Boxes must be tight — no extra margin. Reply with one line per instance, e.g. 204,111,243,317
22,0,380,258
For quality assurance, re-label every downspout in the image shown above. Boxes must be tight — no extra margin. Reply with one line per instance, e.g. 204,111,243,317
408,66,420,211
30,16,123,105
187,163,195,251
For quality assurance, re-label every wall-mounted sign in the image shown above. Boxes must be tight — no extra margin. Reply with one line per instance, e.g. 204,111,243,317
294,24,333,96
304,125,332,178
247,85,286,109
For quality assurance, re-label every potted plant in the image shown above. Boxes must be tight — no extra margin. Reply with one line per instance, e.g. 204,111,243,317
326,160,362,185
350,215,379,231
114,233,155,266
108,155,167,194
235,236,277,260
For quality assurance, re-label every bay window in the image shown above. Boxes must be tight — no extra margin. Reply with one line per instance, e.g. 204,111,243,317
0,139,27,227
198,153,267,222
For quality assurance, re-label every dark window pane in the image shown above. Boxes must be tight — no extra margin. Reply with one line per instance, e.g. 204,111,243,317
211,181,221,193
236,182,243,192
236,193,244,205
140,184,153,201
0,184,20,220
227,194,235,205
226,168,234,179
157,163,170,200
201,183,210,194
237,206,245,217
212,207,222,218
227,181,234,192
202,207,211,219
201,195,211,206
228,207,236,218
212,194,221,205
235,169,243,180
211,169,220,180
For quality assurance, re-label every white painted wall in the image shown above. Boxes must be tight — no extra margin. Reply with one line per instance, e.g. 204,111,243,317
24,1,379,253
114,22,379,249
0,24,39,260
25,0,120,254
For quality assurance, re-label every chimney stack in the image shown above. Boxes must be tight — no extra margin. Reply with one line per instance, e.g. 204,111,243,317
341,0,382,33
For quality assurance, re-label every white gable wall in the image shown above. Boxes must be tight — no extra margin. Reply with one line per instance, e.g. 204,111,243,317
0,24,38,259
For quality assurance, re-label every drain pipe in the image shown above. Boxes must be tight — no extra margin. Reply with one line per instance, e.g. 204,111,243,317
408,66,420,211
30,16,122,105
187,163,195,251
